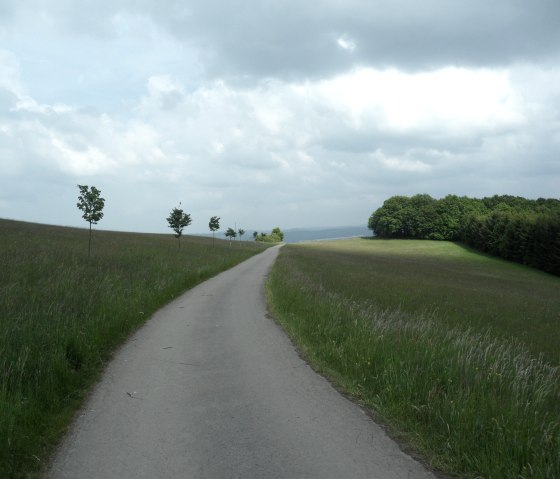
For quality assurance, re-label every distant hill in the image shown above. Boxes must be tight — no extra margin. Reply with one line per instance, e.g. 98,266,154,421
283,226,371,243
195,226,372,243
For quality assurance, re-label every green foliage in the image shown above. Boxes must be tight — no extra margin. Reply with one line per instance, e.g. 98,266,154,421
0,219,269,478
76,185,105,256
238,228,245,240
368,194,488,240
209,216,220,247
271,227,284,241
208,216,220,233
166,204,192,246
369,194,560,275
256,227,284,243
76,185,105,226
224,227,237,242
267,239,560,478
460,209,560,275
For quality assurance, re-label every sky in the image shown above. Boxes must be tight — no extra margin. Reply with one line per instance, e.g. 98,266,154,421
1,0,559,234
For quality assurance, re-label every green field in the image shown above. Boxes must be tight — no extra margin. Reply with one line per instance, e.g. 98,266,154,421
267,238,560,478
0,219,268,479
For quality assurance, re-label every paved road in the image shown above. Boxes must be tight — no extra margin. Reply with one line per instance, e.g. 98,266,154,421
48,246,435,479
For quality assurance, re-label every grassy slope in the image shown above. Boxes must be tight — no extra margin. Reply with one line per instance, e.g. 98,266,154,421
0,219,268,479
283,238,560,364
267,238,560,478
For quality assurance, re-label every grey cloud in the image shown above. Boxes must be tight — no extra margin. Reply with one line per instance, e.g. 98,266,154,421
318,126,484,157
0,89,18,114
2,0,559,234
152,0,560,79
348,0,560,70
9,0,559,82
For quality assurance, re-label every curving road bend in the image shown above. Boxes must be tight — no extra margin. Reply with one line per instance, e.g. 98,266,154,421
48,246,435,479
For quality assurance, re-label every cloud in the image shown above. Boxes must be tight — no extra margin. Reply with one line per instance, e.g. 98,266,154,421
6,0,560,83
373,150,432,173
315,67,524,135
3,58,558,229
0,1,559,233
142,0,560,79
337,35,356,53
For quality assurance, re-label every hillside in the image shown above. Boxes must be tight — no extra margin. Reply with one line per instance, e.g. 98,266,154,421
0,218,269,478
268,238,560,478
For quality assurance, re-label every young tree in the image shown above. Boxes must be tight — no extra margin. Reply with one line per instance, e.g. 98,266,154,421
253,231,258,241
167,203,192,247
76,184,105,257
209,216,220,247
238,228,245,243
225,227,237,244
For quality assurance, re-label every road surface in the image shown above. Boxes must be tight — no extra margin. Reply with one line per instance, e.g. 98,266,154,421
48,246,435,479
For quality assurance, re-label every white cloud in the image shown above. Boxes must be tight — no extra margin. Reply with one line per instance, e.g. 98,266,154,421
1,3,560,234
373,150,431,173
0,64,555,229
337,35,356,52
211,141,224,155
48,133,117,176
317,67,524,134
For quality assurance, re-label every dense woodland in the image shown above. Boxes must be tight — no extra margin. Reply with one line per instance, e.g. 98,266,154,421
368,194,560,275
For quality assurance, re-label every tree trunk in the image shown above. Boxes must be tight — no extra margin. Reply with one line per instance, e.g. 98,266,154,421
88,221,92,257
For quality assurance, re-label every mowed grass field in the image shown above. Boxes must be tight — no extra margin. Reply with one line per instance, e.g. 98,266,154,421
0,219,268,479
267,238,560,478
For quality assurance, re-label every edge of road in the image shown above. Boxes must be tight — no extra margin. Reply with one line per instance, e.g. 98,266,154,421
263,244,451,479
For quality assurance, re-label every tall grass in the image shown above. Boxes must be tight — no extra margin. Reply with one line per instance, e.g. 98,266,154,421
0,219,267,479
267,240,560,478
284,238,560,364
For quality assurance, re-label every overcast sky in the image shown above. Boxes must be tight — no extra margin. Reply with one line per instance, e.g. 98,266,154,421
1,1,559,234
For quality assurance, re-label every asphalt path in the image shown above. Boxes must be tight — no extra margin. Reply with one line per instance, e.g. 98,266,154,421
48,245,435,479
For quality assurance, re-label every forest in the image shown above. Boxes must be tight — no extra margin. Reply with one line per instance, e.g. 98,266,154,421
368,194,560,275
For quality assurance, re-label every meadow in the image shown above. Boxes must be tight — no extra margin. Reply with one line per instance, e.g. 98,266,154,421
267,238,560,478
0,219,267,479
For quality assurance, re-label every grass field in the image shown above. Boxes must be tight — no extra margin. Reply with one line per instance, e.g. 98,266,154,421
0,219,268,479
267,238,560,478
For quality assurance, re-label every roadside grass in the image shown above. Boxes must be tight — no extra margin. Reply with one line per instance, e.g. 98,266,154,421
267,238,560,478
283,238,560,364
0,219,268,479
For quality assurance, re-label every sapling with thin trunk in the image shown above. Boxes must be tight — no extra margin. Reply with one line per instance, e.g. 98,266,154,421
167,203,192,247
77,184,105,257
209,216,220,247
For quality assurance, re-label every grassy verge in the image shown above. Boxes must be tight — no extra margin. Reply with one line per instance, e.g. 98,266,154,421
267,238,560,478
0,219,268,479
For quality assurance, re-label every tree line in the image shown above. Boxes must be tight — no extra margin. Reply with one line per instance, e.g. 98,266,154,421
77,185,283,254
368,194,560,275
